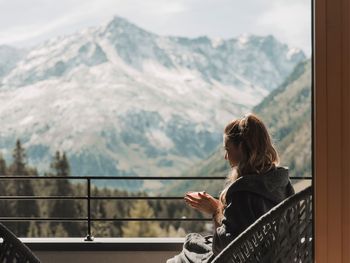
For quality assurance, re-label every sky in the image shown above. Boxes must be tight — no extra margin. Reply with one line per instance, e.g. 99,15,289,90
0,0,312,55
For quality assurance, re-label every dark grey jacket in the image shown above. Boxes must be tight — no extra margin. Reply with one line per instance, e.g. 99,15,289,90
212,166,295,255
166,166,295,263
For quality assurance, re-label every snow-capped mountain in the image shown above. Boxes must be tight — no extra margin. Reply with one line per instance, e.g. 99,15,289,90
0,45,26,80
0,16,305,190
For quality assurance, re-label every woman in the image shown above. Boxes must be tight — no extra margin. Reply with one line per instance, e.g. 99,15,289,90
166,113,295,263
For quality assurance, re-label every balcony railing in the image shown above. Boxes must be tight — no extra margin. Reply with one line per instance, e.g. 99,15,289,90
0,175,312,241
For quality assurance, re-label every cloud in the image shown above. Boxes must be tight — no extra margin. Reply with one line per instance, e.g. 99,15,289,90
0,0,191,47
0,0,98,46
0,10,88,44
0,0,311,54
256,0,311,54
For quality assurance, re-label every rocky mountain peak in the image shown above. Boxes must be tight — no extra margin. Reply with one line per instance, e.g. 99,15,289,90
0,16,307,190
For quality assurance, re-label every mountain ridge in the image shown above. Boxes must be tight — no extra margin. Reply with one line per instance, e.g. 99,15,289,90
0,16,306,191
167,59,312,195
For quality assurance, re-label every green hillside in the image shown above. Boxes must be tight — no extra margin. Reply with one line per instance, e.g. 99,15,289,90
167,60,312,196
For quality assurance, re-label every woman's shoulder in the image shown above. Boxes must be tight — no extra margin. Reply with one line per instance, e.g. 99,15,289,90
225,166,293,203
228,166,289,189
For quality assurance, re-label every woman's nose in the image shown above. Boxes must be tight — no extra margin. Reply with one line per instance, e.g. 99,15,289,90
224,152,228,160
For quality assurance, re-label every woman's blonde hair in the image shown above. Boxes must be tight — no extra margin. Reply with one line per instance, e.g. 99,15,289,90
220,113,280,204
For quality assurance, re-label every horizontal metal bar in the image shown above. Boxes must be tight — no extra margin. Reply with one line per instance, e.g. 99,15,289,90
91,218,211,222
89,196,216,200
0,196,87,200
0,217,200,223
0,217,87,221
0,176,226,180
0,196,218,200
0,176,312,180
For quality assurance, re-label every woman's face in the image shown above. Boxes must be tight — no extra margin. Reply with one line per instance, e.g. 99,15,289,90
223,135,241,167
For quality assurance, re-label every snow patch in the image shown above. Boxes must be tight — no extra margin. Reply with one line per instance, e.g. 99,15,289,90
287,47,302,60
238,34,250,46
146,129,174,150
212,38,223,48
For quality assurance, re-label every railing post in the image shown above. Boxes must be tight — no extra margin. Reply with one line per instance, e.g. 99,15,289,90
84,178,94,241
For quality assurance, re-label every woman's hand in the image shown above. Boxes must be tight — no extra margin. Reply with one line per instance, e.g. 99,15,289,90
184,192,223,216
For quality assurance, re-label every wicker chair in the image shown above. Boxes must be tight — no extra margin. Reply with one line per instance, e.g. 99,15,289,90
0,223,41,263
212,186,313,263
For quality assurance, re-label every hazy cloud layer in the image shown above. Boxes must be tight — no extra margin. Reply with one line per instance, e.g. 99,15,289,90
0,0,311,54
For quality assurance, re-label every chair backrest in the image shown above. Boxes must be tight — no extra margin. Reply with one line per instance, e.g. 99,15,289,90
0,223,41,263
212,186,313,263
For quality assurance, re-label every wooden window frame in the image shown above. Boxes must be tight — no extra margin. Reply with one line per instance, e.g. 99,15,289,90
314,0,350,261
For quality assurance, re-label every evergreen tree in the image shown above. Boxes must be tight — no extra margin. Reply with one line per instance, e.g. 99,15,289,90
52,223,69,237
166,225,186,237
27,221,41,237
0,145,205,238
48,151,82,236
0,153,6,175
8,140,39,236
122,200,166,237
11,140,26,175
91,187,111,237
0,153,10,218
